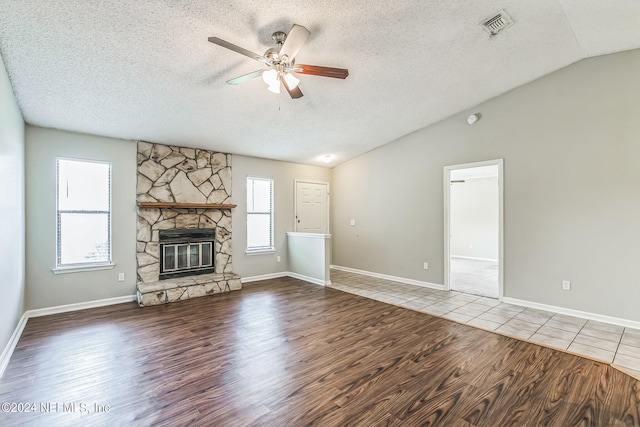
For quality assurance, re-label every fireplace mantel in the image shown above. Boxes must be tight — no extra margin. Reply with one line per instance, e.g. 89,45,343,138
138,202,237,209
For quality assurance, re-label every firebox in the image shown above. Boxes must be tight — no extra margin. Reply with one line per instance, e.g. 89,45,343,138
159,228,215,279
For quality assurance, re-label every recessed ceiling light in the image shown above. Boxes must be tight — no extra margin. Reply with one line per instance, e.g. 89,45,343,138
321,155,333,163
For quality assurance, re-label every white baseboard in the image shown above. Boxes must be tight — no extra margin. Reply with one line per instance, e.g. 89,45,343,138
0,295,136,378
502,297,640,330
330,265,444,291
26,295,137,318
451,255,498,262
0,312,29,378
241,272,289,283
327,267,640,330
241,271,330,286
287,272,330,286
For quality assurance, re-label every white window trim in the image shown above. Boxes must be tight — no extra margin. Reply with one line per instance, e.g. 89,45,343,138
56,157,113,270
52,263,115,275
246,176,274,252
245,248,277,256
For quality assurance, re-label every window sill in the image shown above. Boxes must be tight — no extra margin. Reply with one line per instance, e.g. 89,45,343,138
52,263,115,275
245,249,276,256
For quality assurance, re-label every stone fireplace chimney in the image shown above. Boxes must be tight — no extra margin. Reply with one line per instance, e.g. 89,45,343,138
135,141,240,306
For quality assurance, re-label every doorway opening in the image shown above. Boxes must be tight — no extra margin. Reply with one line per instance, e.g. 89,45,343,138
444,160,503,299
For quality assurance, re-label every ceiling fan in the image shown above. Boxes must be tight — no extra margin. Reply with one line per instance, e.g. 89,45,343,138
208,24,348,99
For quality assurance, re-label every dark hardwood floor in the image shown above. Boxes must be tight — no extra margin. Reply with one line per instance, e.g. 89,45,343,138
1,277,639,426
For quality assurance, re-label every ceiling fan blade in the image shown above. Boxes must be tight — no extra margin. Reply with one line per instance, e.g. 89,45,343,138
226,70,264,85
294,64,349,79
208,37,271,65
279,24,310,62
282,77,303,99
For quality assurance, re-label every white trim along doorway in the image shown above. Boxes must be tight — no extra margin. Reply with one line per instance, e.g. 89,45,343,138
443,159,504,300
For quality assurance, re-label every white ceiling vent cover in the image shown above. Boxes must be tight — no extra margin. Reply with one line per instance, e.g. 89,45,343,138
481,10,514,36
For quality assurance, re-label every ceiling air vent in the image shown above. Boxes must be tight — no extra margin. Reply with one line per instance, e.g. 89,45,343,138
481,10,514,36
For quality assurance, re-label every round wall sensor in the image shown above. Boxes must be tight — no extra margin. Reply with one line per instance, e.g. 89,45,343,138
467,113,480,125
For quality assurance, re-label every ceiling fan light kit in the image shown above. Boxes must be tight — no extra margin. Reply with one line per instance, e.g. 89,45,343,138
283,73,300,90
267,81,281,94
262,69,278,85
208,24,348,99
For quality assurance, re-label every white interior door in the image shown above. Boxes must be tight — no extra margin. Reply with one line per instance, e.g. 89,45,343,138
444,160,504,300
295,181,329,233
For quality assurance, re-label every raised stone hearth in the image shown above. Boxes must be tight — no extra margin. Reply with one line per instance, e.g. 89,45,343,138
136,272,241,306
136,141,241,306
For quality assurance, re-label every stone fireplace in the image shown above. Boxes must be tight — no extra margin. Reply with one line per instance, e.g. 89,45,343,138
135,141,241,306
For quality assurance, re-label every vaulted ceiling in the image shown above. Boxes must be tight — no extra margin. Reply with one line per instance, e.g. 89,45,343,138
1,1,639,166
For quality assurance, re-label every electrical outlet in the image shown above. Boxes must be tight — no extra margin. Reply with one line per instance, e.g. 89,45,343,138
562,280,571,291
423,262,429,270
118,273,125,282
276,255,281,263
350,219,356,226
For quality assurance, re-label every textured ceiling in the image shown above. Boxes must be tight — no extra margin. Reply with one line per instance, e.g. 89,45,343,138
1,1,639,166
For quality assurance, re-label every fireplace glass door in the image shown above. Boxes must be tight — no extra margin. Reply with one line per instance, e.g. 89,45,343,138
162,242,212,274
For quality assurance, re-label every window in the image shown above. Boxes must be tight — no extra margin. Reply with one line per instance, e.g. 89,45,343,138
56,158,112,268
246,177,274,252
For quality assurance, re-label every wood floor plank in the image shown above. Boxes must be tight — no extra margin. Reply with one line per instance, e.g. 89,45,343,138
0,278,638,426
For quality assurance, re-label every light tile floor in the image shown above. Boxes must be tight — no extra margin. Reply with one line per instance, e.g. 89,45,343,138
329,269,640,379
450,257,498,298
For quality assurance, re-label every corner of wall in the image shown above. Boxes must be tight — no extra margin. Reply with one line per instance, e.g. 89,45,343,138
0,51,27,373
